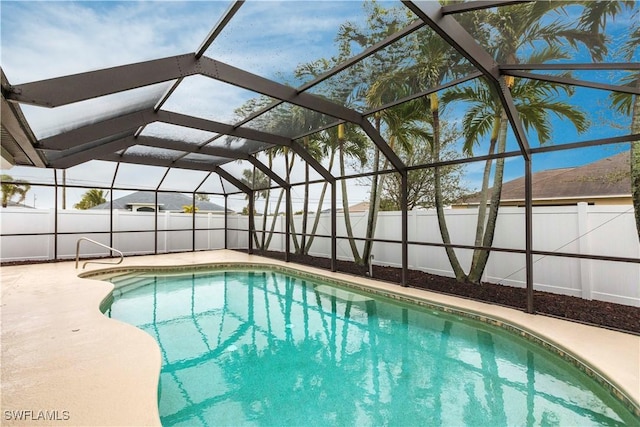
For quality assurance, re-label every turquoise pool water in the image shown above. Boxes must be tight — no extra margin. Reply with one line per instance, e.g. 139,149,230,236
105,269,637,426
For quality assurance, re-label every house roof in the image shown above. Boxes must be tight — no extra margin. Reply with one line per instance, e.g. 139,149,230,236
457,151,631,205
347,202,370,212
91,191,228,212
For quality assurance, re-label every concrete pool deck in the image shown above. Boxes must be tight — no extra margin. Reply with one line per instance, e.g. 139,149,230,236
1,249,638,425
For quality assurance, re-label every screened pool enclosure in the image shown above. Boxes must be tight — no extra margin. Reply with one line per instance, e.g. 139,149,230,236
2,1,639,312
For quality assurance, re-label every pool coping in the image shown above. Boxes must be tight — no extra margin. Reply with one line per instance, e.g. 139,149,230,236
2,250,639,425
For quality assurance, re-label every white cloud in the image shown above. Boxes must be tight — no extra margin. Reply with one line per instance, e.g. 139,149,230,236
1,1,228,83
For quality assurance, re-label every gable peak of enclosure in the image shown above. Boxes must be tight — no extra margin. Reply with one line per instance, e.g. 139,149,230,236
1,1,639,301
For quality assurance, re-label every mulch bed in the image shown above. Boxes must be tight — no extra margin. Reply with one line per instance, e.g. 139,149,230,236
249,249,640,335
4,251,638,334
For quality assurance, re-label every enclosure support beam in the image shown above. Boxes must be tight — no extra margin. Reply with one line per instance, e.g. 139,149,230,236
154,190,159,255
248,156,289,189
502,70,640,95
155,168,171,255
401,171,409,287
192,192,196,252
331,181,337,272
193,172,212,252
7,54,363,125
525,158,534,314
289,140,335,183
110,163,119,255
195,0,244,59
224,195,228,250
39,108,293,152
10,52,399,173
360,119,406,172
441,0,532,15
285,187,291,262
54,170,59,261
248,190,254,255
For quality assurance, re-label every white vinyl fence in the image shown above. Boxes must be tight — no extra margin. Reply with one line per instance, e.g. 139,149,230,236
2,204,639,306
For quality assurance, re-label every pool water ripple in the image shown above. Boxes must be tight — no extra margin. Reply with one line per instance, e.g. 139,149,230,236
105,270,638,426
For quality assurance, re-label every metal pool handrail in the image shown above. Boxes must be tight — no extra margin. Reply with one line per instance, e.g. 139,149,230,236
75,237,124,269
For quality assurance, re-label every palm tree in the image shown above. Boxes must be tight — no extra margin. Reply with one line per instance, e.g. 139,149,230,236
444,63,588,283
336,2,433,267
73,188,107,209
1,174,31,208
403,19,480,282
607,10,639,239
434,2,607,283
182,204,198,213
294,52,370,261
291,106,327,254
362,82,431,266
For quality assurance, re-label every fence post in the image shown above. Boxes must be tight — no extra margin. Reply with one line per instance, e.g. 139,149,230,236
48,208,56,260
164,211,170,253
577,202,592,300
113,209,119,253
411,208,418,270
207,212,212,250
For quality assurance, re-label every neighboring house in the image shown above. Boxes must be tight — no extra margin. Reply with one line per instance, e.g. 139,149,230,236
1,200,34,208
91,191,230,213
454,151,632,208
344,201,370,213
323,201,371,214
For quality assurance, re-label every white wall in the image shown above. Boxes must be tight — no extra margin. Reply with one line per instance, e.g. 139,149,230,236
2,204,639,306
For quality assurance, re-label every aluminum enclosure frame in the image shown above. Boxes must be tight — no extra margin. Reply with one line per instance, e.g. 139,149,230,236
2,0,639,315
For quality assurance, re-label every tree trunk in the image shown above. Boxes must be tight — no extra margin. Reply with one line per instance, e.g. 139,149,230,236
362,150,381,266
250,164,261,250
432,95,468,282
260,154,272,250
468,110,509,284
340,139,362,264
264,188,284,250
305,147,336,254
260,189,269,249
471,117,500,269
265,155,298,250
285,151,300,254
363,116,383,267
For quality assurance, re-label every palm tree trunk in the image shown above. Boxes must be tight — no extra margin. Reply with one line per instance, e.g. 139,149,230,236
264,188,284,250
432,97,468,282
363,116,383,267
468,110,509,283
285,151,300,254
471,117,500,269
260,153,273,249
305,147,336,254
265,155,297,250
362,150,382,266
340,139,362,264
250,165,261,250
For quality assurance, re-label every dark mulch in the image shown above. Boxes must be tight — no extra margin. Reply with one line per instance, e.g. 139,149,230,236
249,249,640,335
4,251,638,335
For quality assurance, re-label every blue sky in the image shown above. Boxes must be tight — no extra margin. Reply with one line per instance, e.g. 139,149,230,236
1,0,637,210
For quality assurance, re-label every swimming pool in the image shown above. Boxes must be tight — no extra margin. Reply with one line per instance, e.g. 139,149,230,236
104,267,638,426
